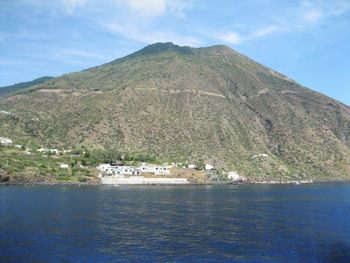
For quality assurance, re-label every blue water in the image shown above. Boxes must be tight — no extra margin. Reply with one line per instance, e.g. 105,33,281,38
1,184,350,262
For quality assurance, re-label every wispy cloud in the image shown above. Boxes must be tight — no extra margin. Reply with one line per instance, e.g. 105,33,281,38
217,31,243,45
303,9,323,22
251,25,284,38
105,22,201,46
63,0,88,14
115,0,166,17
54,49,108,60
298,0,350,25
213,0,350,45
168,0,192,18
214,25,284,45
114,0,190,18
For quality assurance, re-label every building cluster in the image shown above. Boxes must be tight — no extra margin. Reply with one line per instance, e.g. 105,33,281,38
97,163,171,177
37,148,71,155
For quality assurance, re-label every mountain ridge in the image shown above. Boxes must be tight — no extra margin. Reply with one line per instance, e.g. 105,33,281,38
0,76,54,97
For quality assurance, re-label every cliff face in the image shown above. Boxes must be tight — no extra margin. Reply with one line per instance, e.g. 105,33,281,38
0,42,349,180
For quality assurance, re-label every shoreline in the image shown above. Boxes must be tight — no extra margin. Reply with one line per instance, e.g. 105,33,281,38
1,178,349,187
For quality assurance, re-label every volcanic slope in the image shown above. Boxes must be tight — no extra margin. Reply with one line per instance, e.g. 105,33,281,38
0,42,349,180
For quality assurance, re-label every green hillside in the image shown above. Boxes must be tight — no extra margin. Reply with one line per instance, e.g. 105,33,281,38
0,76,54,97
0,42,349,180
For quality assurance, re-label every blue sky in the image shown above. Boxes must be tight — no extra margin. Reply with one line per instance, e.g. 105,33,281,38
1,0,349,105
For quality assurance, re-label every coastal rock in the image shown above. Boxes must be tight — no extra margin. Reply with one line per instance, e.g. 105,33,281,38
0,174,10,182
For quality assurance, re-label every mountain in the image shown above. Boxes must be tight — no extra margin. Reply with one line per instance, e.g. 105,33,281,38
0,76,54,97
0,42,349,180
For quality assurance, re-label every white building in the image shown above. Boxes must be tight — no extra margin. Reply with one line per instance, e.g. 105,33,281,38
37,148,59,154
252,153,269,159
188,164,197,169
0,137,12,145
227,171,240,181
227,171,247,182
139,164,155,173
154,166,170,175
119,166,141,175
205,164,214,171
139,164,170,175
60,164,69,169
98,163,169,176
98,164,141,177
97,163,111,172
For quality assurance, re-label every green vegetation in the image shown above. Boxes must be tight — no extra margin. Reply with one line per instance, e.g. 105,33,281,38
0,42,349,181
78,148,159,166
0,76,53,97
0,144,167,183
0,146,97,183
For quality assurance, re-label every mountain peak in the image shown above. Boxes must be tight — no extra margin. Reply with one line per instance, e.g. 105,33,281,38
1,42,349,180
130,42,195,57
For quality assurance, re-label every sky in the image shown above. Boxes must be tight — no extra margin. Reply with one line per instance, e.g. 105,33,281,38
0,0,349,105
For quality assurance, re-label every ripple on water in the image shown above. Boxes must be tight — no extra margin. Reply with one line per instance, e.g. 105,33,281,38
0,184,350,262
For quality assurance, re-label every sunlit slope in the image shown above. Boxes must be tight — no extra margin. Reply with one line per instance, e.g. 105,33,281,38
1,42,349,179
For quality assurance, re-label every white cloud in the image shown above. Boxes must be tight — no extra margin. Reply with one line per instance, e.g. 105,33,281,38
299,0,350,23
251,25,283,38
63,0,88,14
54,49,108,60
215,0,350,46
218,31,243,45
115,0,190,17
330,0,350,15
105,22,201,46
214,25,283,45
116,0,166,17
303,9,323,22
168,0,192,18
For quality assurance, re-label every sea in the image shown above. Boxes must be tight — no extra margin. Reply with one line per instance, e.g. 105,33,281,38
1,183,350,262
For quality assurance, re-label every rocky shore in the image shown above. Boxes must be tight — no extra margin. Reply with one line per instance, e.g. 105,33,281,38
1,172,348,186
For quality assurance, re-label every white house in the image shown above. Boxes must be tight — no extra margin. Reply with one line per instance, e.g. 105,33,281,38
98,163,169,177
205,164,214,171
98,164,141,177
252,153,269,159
119,166,141,175
0,137,12,145
227,171,247,182
60,164,69,169
154,166,170,175
47,149,59,154
139,164,170,175
227,171,240,181
139,164,156,173
188,164,197,169
97,163,111,172
37,148,59,154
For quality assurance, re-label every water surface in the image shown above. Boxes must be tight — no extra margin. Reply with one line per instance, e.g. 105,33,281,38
1,184,350,262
